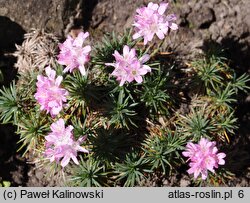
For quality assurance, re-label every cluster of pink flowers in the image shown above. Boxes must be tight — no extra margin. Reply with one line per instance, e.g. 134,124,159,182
34,66,68,117
37,2,180,167
133,2,178,45
106,45,151,86
182,138,226,180
58,31,91,76
44,119,88,167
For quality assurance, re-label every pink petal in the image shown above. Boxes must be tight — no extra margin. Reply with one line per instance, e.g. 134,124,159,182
82,45,91,53
66,125,74,132
105,63,116,67
119,78,126,86
123,45,130,56
212,146,218,154
217,153,226,165
61,156,70,167
78,65,86,75
143,65,151,72
50,119,62,132
148,2,153,8
201,171,208,180
73,32,89,47
138,68,148,75
199,138,207,147
82,32,90,39
45,134,57,142
160,24,169,34
50,156,55,162
148,2,158,10
78,146,89,153
63,65,73,73
113,51,124,61
187,167,195,175
45,66,52,77
128,48,136,59
37,75,44,82
51,106,62,116
193,168,200,179
77,135,87,144
218,159,225,165
71,155,79,165
147,32,155,42
143,37,149,45
126,75,134,83
158,3,168,15
169,23,178,30
135,75,143,83
57,118,65,128
139,54,150,63
166,14,177,21
132,32,141,39
182,151,190,157
55,76,63,86
156,30,165,40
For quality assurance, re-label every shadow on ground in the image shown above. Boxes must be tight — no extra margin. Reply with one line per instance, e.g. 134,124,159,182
0,16,28,186
201,38,250,177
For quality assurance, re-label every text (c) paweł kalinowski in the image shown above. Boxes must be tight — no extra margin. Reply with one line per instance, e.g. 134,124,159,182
20,189,103,199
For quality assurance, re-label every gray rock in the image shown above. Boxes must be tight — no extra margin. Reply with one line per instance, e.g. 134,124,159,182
89,0,151,37
211,0,221,4
180,178,191,187
0,0,83,37
209,23,220,40
35,170,44,180
187,6,215,29
0,16,25,50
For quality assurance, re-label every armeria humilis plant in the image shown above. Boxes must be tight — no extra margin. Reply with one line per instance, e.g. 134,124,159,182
143,130,186,176
0,1,249,187
105,45,151,86
70,156,108,187
182,138,226,180
34,66,69,117
44,118,88,167
13,29,59,73
133,2,178,45
58,32,91,76
114,151,149,187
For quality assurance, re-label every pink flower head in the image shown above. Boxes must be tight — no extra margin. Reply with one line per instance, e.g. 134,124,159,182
105,45,151,86
58,31,91,75
182,138,226,180
133,2,178,45
44,119,89,167
34,66,68,117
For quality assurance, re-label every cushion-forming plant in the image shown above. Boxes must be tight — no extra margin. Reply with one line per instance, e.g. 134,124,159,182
0,1,249,187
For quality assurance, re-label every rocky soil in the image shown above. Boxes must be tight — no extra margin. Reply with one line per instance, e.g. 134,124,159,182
0,0,250,186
